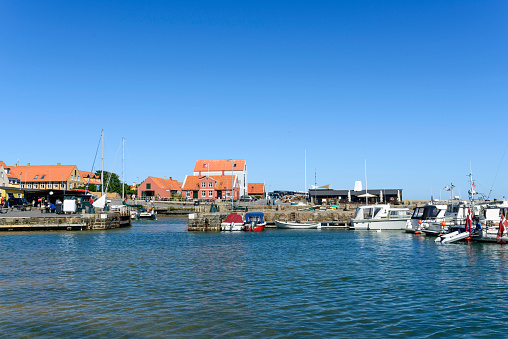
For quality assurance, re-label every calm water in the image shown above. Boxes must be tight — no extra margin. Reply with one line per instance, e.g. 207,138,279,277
1,217,508,338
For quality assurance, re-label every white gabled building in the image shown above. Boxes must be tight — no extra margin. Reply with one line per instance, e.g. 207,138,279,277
193,159,248,197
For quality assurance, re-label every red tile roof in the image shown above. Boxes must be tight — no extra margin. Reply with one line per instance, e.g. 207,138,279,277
248,183,265,195
79,171,102,184
9,165,78,182
194,159,246,172
148,176,182,192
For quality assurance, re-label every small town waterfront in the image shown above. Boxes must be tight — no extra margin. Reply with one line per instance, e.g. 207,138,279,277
1,217,508,337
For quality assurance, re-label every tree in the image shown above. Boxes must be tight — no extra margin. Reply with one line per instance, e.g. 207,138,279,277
95,170,132,196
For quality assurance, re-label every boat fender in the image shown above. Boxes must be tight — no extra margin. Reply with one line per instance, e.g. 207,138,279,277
435,237,442,242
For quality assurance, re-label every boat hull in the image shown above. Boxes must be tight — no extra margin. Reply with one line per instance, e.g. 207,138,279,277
275,220,321,229
349,219,408,230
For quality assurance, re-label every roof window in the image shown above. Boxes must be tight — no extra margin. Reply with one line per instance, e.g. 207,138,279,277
41,175,46,179
34,175,39,179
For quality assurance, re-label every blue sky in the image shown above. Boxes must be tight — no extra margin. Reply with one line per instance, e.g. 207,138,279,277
1,1,507,200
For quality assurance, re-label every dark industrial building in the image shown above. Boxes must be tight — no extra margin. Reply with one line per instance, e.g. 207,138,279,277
308,189,403,205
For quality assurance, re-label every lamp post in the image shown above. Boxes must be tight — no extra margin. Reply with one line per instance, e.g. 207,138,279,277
47,169,51,190
230,159,234,209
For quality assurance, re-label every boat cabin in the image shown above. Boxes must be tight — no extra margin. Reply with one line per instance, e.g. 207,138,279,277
353,204,412,221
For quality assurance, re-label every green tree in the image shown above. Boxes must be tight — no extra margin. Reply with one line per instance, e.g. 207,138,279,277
95,170,132,196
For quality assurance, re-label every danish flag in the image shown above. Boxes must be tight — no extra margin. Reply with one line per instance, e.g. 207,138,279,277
465,208,472,234
497,214,508,243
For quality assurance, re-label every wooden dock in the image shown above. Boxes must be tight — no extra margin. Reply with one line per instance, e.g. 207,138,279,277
0,211,131,231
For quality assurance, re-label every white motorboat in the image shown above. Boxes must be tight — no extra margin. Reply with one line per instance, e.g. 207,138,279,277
221,214,244,231
275,220,321,229
470,200,508,243
349,204,412,230
405,202,447,234
421,200,470,236
138,208,156,220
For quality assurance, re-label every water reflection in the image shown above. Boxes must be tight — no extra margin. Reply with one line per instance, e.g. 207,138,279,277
1,218,508,337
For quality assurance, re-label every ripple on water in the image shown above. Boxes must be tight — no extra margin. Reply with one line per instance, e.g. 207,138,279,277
1,219,508,337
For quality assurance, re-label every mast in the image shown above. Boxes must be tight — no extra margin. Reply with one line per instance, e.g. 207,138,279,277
122,137,125,201
314,169,317,204
101,130,104,197
305,149,307,197
365,158,368,206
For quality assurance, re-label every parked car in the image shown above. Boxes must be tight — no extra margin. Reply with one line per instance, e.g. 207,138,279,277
240,196,257,202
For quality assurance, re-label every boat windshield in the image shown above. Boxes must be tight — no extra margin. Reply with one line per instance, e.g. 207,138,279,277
363,208,373,219
422,206,441,219
373,208,383,218
412,207,424,219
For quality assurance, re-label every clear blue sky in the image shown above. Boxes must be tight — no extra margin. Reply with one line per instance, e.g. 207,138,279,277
1,1,507,200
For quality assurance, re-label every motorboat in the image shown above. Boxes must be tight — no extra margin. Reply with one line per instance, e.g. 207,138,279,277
243,212,266,232
138,208,156,220
421,200,470,236
349,204,412,230
405,202,447,234
470,200,508,243
275,220,321,229
221,214,244,231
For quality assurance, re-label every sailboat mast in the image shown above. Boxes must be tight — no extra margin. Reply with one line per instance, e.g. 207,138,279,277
122,137,125,201
101,130,104,197
365,158,368,206
304,149,307,196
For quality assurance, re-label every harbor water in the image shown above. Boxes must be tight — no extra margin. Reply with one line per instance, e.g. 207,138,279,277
1,217,508,338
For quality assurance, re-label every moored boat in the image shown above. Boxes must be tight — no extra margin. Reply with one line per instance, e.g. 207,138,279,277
275,220,321,229
221,214,244,231
243,212,266,232
404,203,447,234
349,204,412,230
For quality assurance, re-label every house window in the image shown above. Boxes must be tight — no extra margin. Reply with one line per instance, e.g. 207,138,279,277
147,183,151,189
226,191,231,197
20,184,24,188
186,191,191,197
5,168,10,174
201,191,206,197
201,182,206,188
71,175,73,181
209,191,213,197
208,182,213,188
34,184,38,188
40,184,45,189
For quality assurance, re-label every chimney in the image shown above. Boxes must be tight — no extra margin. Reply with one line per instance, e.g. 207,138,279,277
27,163,30,167
163,176,166,179
57,163,61,166
170,177,172,180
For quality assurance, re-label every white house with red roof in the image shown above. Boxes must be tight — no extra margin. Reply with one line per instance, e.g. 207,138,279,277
193,159,248,197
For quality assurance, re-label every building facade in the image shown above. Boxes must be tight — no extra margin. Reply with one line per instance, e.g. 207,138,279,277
308,188,403,205
182,175,240,201
137,176,182,199
248,183,265,198
193,159,248,197
8,163,93,191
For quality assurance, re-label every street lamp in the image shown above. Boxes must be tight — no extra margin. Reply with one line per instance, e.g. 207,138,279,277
47,169,51,190
228,159,234,209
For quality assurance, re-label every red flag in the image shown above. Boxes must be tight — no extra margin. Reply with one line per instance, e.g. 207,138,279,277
465,208,472,234
497,214,507,243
